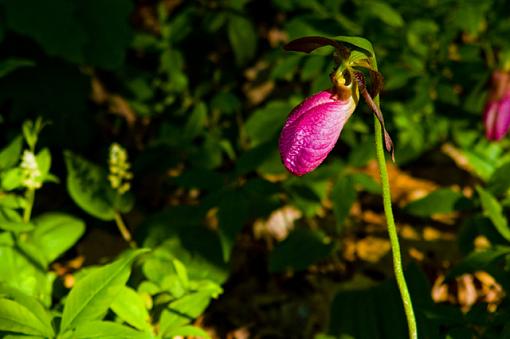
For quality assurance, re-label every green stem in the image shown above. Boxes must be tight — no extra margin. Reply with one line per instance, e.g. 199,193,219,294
23,189,35,224
373,114,417,339
114,211,137,248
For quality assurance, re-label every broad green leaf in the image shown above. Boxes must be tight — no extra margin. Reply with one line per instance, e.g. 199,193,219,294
0,246,54,305
35,148,51,178
228,15,257,66
0,194,25,209
163,325,211,339
350,173,381,194
184,102,207,141
367,1,404,28
0,221,34,233
333,36,375,59
110,286,151,331
462,149,495,181
446,247,510,279
71,320,150,339
0,135,23,171
1,168,23,191
487,161,510,196
30,213,85,263
403,189,472,217
300,55,326,81
476,186,510,241
60,249,149,332
159,292,212,335
64,150,115,221
172,259,189,290
331,176,356,228
77,0,134,70
269,228,334,272
4,0,87,63
0,298,53,337
0,59,35,78
244,101,294,147
0,285,54,337
217,190,250,261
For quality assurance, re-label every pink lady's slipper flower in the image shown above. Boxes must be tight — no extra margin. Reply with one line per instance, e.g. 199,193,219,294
484,70,510,141
279,36,394,176
279,87,357,176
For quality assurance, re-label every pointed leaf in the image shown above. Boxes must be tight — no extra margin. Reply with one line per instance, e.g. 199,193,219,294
60,249,149,332
64,150,115,221
110,286,151,331
0,298,53,337
71,320,151,339
0,285,54,337
476,186,510,241
30,213,85,263
0,135,23,171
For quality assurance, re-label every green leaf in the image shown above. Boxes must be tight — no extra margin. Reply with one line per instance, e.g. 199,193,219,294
403,189,472,217
1,168,23,191
60,249,149,332
30,213,85,263
0,194,25,209
110,286,151,331
0,298,53,336
476,186,510,241
35,148,52,181
269,228,334,272
350,173,381,194
71,320,150,339
487,161,510,196
245,101,293,147
333,36,375,59
0,59,35,78
163,325,211,339
0,285,54,337
0,135,23,171
76,0,133,70
227,15,257,66
367,1,404,28
0,221,34,233
4,0,87,63
331,176,356,228
446,247,510,279
160,292,213,335
64,150,115,221
184,102,207,141
0,246,54,305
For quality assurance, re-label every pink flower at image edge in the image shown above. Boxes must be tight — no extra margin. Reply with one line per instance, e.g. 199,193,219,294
279,89,356,176
484,95,510,141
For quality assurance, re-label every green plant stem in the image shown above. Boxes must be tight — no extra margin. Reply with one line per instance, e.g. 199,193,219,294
23,189,35,223
373,114,417,339
114,211,136,248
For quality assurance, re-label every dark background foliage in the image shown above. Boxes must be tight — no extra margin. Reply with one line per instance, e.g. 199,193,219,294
1,0,510,338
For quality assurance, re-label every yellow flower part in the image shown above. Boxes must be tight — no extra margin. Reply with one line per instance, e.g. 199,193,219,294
107,143,133,195
20,150,42,190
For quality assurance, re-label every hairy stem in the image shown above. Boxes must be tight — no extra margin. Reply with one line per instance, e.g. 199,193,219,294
114,211,136,248
23,189,35,224
373,112,417,338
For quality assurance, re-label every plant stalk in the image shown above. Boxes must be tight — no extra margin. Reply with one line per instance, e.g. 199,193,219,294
23,189,35,224
373,112,417,339
114,211,136,248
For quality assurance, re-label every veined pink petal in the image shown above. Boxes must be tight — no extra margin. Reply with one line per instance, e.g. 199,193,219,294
484,95,510,141
484,100,499,140
279,89,356,176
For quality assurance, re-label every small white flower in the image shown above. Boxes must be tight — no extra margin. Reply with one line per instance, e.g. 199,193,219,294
20,150,42,190
108,143,133,194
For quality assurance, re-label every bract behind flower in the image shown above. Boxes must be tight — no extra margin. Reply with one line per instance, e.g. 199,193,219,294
279,89,356,175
